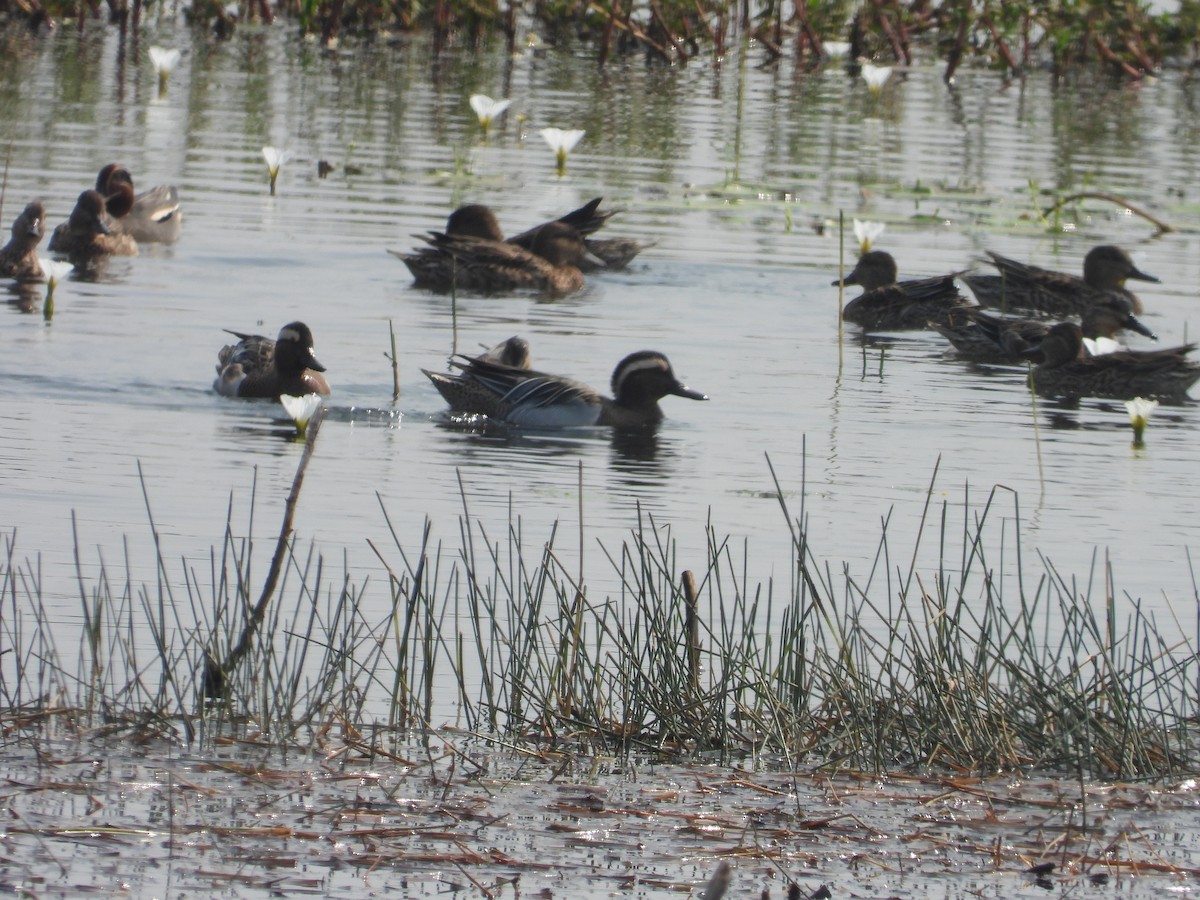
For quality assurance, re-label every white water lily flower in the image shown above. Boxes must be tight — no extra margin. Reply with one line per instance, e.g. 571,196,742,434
861,63,892,92
281,393,323,436
38,256,73,320
148,46,181,96
824,41,851,59
540,127,585,175
262,146,292,195
1124,396,1157,443
852,218,885,254
469,94,512,137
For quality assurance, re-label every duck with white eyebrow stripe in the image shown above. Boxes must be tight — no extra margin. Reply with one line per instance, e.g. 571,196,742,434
423,350,707,428
213,322,330,400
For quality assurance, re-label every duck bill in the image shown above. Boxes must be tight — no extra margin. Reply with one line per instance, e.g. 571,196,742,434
1124,314,1157,340
303,351,327,372
672,383,709,401
1127,264,1160,283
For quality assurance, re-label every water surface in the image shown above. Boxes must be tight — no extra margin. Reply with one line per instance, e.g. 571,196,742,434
2,23,1199,692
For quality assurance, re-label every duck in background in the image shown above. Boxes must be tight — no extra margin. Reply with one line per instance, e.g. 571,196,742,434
930,294,1157,365
835,249,973,331
393,198,652,291
47,189,138,264
1022,322,1199,403
214,322,330,399
963,245,1158,316
399,220,600,295
96,164,182,244
424,349,707,427
508,197,653,271
0,200,46,279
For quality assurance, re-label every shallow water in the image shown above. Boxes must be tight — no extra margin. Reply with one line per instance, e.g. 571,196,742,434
2,22,1200,708
4,733,1197,898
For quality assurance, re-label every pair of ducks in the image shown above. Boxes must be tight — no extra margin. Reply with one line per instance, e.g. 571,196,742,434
0,165,182,275
213,324,706,428
836,245,1199,401
392,198,651,295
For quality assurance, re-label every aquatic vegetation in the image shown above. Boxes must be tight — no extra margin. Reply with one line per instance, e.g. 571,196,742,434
539,127,585,176
280,393,323,436
261,146,292,195
1,454,1195,782
1125,396,1157,445
148,46,181,96
852,218,885,254
860,62,892,91
37,256,72,321
8,0,1192,76
469,93,512,137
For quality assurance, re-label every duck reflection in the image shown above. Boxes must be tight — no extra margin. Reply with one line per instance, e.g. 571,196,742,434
4,279,42,313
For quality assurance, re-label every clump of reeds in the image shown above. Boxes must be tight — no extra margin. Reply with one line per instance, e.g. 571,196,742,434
1,455,1195,779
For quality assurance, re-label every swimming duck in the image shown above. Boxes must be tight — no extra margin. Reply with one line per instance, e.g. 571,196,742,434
394,199,651,288
47,189,138,262
835,250,972,330
963,245,1158,316
508,197,653,271
1022,322,1199,402
214,321,330,399
0,200,46,279
401,221,599,295
930,294,1157,365
423,349,708,427
96,164,182,244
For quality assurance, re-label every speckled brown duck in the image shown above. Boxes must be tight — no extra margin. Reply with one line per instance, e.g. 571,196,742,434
835,250,972,331
401,220,599,295
47,189,138,263
963,245,1159,316
930,294,1157,365
0,200,46,279
1023,322,1199,403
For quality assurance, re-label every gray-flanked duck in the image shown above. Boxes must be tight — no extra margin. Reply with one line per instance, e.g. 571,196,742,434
424,350,708,427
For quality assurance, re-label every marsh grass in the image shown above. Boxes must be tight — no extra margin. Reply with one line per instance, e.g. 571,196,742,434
0,450,1196,778
6,0,1193,77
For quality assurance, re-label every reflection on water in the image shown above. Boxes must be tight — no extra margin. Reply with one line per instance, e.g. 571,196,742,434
0,21,1199,675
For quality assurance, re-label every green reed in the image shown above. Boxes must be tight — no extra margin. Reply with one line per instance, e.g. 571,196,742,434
0,452,1196,777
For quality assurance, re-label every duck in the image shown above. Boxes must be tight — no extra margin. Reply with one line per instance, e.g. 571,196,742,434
95,164,182,244
423,349,708,427
0,200,46,279
393,199,652,289
399,221,599,295
508,197,653,271
46,189,138,263
1022,322,1199,402
930,294,1157,365
835,250,972,331
963,245,1158,316
214,321,331,399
